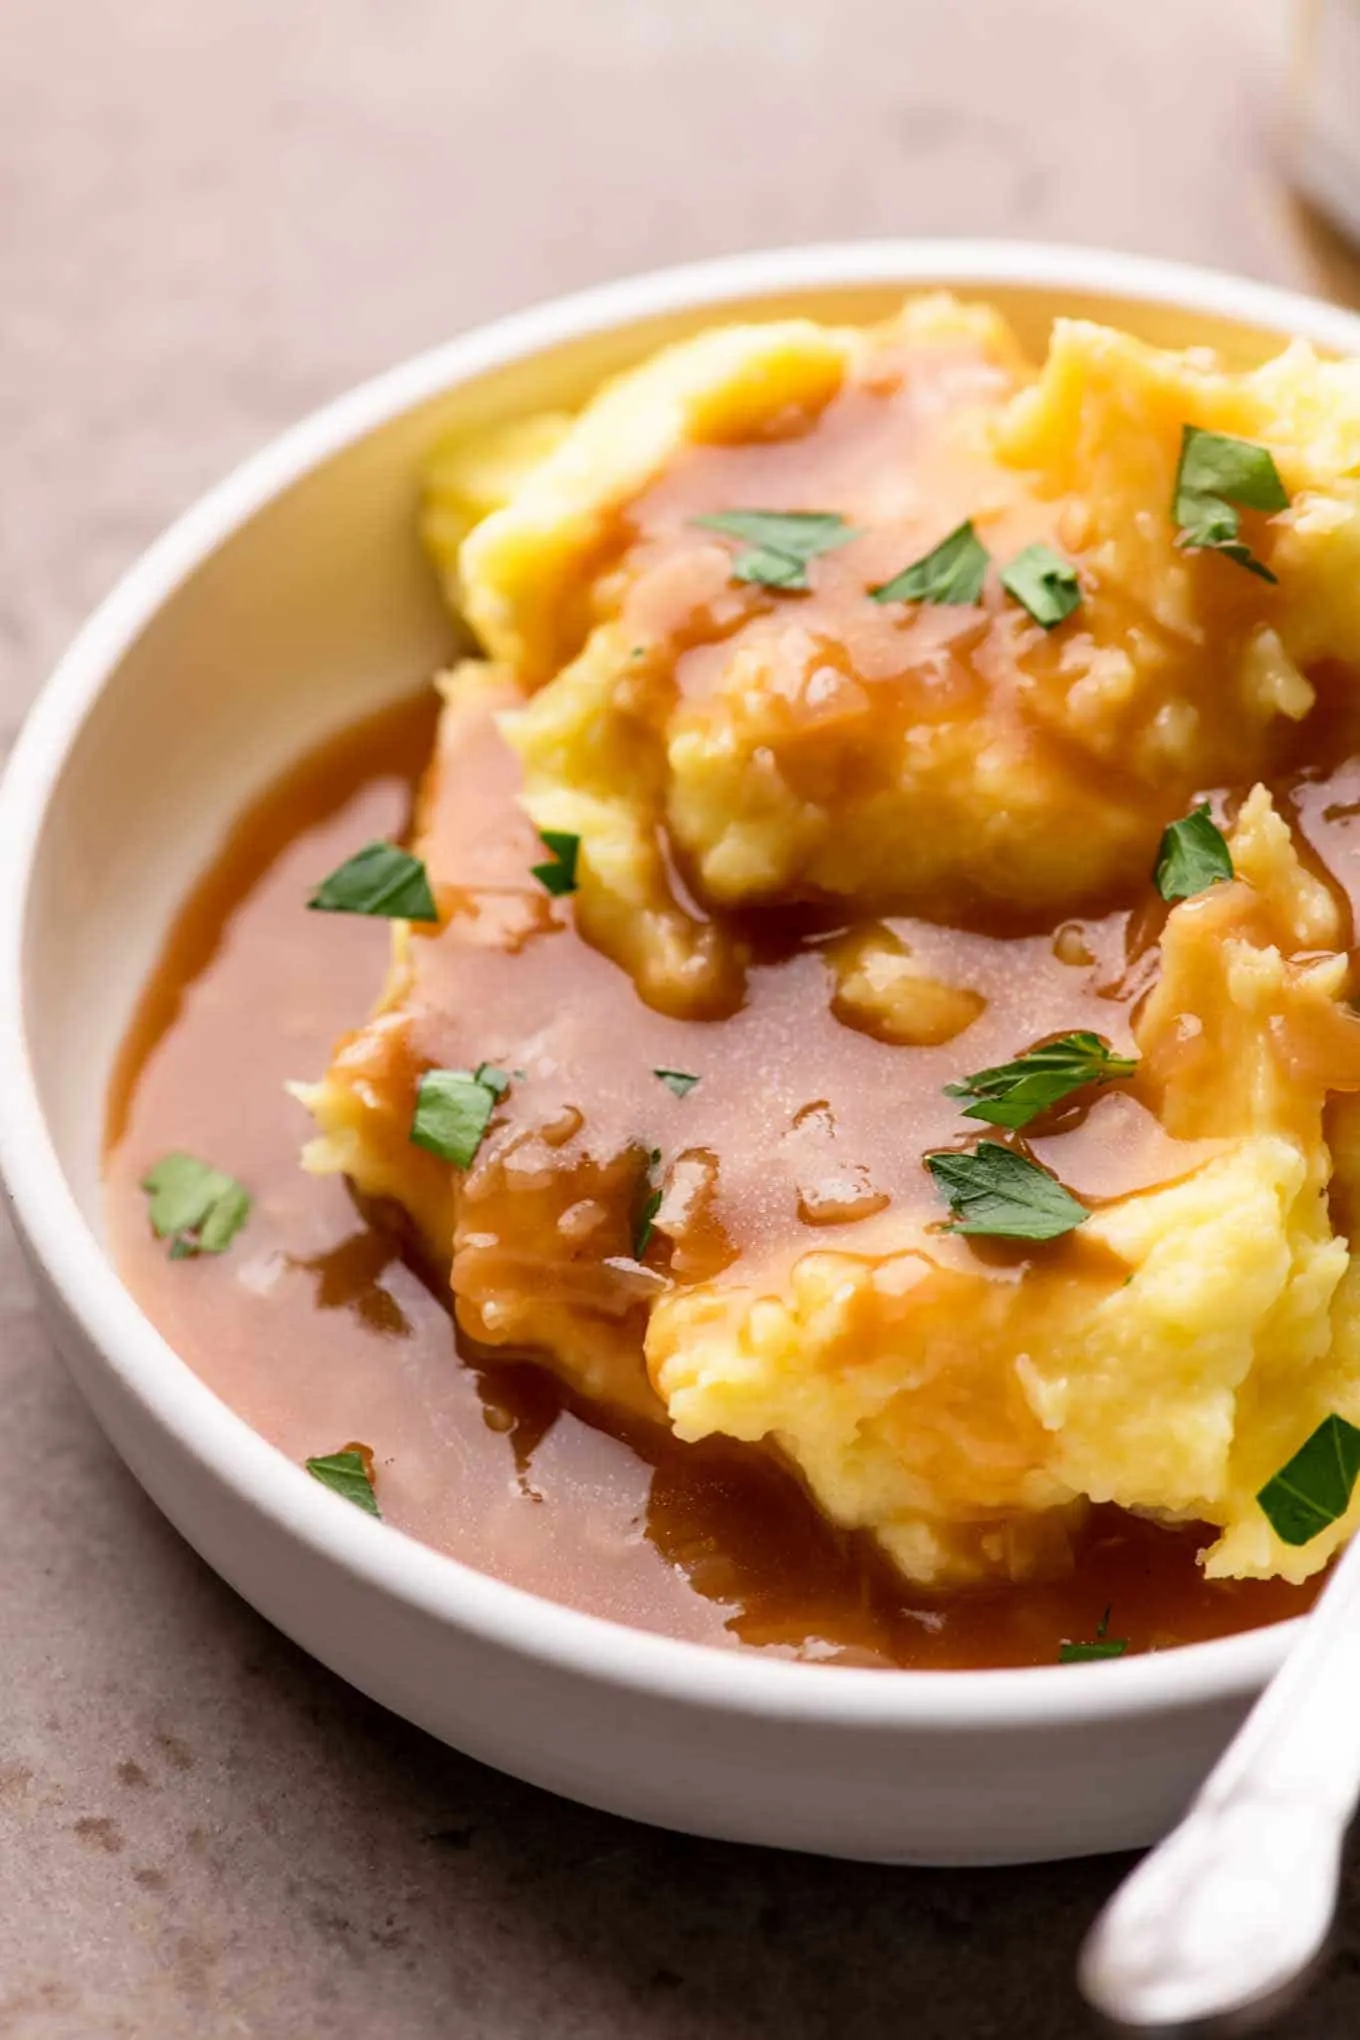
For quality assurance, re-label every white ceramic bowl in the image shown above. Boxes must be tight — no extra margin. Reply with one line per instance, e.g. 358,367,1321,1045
5,241,1358,1868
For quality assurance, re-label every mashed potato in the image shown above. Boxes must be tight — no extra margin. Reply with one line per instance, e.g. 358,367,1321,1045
441,297,1360,1018
651,791,1360,1585
308,294,1360,1596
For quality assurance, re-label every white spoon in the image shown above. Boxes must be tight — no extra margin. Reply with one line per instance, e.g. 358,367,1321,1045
1079,1526,1360,2033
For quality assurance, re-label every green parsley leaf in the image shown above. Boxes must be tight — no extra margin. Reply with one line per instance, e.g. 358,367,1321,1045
693,510,858,592
1153,803,1234,902
410,1069,500,1169
1059,1603,1128,1661
1257,1413,1360,1546
531,830,580,897
870,520,990,607
925,1141,1089,1241
196,1182,252,1253
1000,543,1082,629
474,1063,512,1098
654,1068,699,1099
728,546,807,589
1172,426,1288,582
141,1153,252,1258
307,842,438,921
1059,1638,1129,1664
633,1147,664,1258
305,1444,381,1517
944,1032,1137,1130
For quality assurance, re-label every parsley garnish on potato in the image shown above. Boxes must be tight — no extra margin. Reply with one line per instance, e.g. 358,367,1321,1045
870,519,990,607
1153,803,1234,902
1257,1414,1360,1546
1000,542,1082,628
693,510,859,591
945,1033,1137,1130
531,830,580,897
410,1067,506,1169
1172,426,1288,581
925,1141,1089,1242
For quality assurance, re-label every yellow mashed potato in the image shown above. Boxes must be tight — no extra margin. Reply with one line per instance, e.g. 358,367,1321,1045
307,294,1360,1596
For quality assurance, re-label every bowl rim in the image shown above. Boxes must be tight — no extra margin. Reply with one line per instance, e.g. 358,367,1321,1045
6,236,1360,1735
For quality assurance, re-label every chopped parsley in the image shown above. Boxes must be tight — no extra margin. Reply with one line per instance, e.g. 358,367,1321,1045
1000,543,1082,629
633,1147,664,1258
305,1444,381,1517
1060,1608,1128,1663
1153,803,1234,902
925,1141,1089,1242
945,1033,1137,1130
410,1067,504,1169
141,1153,251,1258
1257,1414,1360,1546
654,1068,700,1098
692,510,859,591
307,842,438,921
870,520,990,607
1172,426,1288,582
531,830,580,897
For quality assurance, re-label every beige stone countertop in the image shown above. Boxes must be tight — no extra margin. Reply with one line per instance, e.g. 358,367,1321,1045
7,2,1360,2033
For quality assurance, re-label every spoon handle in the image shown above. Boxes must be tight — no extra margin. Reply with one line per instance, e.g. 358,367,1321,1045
1080,1527,1360,2035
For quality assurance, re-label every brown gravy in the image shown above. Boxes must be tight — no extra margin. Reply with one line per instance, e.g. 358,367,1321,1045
103,693,1323,1669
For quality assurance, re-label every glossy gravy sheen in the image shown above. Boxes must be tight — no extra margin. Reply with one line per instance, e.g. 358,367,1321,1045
105,694,1327,1668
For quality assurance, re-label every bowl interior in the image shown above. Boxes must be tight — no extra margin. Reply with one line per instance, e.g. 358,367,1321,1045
20,247,1360,1870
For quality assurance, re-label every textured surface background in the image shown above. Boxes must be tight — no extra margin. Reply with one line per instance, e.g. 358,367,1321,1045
5,3,1360,2034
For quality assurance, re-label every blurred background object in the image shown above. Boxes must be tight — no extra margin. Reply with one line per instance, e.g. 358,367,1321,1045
0,0,1326,712
1291,0,1360,245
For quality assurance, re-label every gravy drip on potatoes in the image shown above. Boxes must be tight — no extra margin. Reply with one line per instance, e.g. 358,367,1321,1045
105,694,1336,1668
